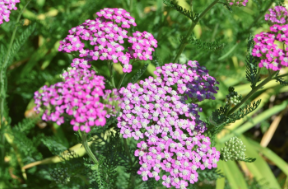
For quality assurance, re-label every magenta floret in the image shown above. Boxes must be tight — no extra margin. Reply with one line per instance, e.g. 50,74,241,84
0,0,20,25
252,24,288,71
227,0,248,7
265,6,288,25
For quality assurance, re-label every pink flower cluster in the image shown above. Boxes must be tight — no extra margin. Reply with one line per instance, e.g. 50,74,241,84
252,25,288,71
227,0,248,6
0,0,20,25
265,6,288,25
58,8,157,73
154,60,219,102
117,61,219,188
34,59,120,133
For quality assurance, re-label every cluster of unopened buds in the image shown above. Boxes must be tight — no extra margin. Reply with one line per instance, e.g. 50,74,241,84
50,167,70,184
265,6,288,25
58,8,157,73
226,0,248,7
220,137,246,161
117,60,220,188
225,91,241,105
0,0,20,25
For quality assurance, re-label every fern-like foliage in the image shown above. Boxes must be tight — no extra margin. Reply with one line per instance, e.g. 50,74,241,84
197,168,224,182
129,63,149,84
8,128,42,161
246,34,260,89
275,72,288,86
83,158,103,189
88,132,131,189
228,99,261,123
89,114,118,136
163,0,196,20
42,137,68,155
185,35,225,51
142,178,159,189
2,23,36,69
211,104,230,126
151,52,161,67
13,117,39,134
209,99,261,134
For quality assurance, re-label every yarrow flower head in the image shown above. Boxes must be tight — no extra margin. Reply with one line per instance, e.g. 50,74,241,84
227,0,248,7
265,6,288,25
34,58,119,133
252,24,288,71
0,0,20,25
58,8,157,73
117,61,220,188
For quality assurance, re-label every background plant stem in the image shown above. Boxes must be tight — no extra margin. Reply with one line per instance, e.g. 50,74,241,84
108,61,116,88
173,0,220,62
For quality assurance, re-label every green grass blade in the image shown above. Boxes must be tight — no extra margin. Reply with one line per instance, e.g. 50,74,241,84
216,160,225,189
220,99,288,143
240,135,281,189
248,138,288,176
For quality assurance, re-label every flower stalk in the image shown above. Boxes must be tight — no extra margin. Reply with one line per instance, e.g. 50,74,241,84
108,61,116,88
78,131,99,166
173,0,220,62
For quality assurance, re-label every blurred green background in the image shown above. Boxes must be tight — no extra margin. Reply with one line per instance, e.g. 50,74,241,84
0,0,288,188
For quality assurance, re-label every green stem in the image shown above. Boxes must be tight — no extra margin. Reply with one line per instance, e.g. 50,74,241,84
217,43,239,61
211,23,219,41
78,131,98,165
129,0,133,13
117,73,127,89
156,9,170,41
274,72,288,80
108,61,116,88
117,60,136,89
226,71,278,116
244,0,273,33
173,0,220,62
0,1,31,186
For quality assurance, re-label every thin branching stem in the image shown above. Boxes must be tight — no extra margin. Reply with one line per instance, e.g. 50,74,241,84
274,72,288,79
173,0,220,62
117,73,127,89
108,61,116,88
226,71,278,116
117,60,135,89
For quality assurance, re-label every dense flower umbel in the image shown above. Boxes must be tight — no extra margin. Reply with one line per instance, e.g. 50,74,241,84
58,8,157,73
252,25,288,71
34,59,118,133
117,61,220,188
265,6,288,25
226,0,248,7
0,0,20,25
